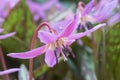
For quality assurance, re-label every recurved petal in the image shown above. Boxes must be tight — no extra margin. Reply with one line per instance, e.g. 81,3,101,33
0,32,16,40
82,0,94,16
7,45,46,59
0,68,20,76
38,31,57,44
58,14,78,38
69,23,106,40
45,49,57,67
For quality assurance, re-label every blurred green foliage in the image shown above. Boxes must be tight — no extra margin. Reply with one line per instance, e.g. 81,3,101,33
105,22,120,80
2,0,36,53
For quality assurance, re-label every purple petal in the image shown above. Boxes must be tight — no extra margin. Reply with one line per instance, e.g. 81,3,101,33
82,0,94,16
38,31,57,44
69,23,106,40
7,45,46,59
96,0,111,9
0,68,20,76
108,12,120,26
58,14,78,38
94,0,118,22
0,32,16,40
45,49,56,67
52,19,72,33
66,39,75,45
27,1,41,13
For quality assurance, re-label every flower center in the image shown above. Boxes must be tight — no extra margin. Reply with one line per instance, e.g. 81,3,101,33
45,28,74,63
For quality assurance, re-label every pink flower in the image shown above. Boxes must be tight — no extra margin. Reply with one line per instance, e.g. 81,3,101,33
76,1,96,30
7,14,106,67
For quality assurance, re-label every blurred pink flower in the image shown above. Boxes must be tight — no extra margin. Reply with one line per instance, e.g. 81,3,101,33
0,0,19,18
26,0,63,21
108,11,120,26
76,1,96,30
77,0,119,27
93,0,118,22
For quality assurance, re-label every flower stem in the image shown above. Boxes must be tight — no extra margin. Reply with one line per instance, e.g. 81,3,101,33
29,22,52,80
94,0,98,5
0,47,10,80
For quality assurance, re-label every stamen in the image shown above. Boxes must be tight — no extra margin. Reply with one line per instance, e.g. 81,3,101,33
62,45,75,58
60,48,68,61
54,49,58,63
62,48,68,57
77,23,86,32
86,22,94,29
67,47,75,58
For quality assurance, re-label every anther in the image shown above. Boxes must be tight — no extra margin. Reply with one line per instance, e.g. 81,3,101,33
86,22,94,29
54,48,59,63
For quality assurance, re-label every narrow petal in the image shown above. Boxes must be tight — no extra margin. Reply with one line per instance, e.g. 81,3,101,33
38,31,57,44
0,32,16,40
45,49,56,67
69,23,106,40
58,14,78,38
7,45,46,59
0,68,20,76
66,39,75,45
82,0,94,16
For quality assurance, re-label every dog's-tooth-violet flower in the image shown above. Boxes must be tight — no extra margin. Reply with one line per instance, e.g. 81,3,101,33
77,0,119,28
0,68,20,76
0,28,16,40
76,1,96,30
7,14,106,67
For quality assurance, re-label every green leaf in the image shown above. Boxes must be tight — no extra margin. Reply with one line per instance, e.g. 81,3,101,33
105,22,120,80
2,0,36,53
